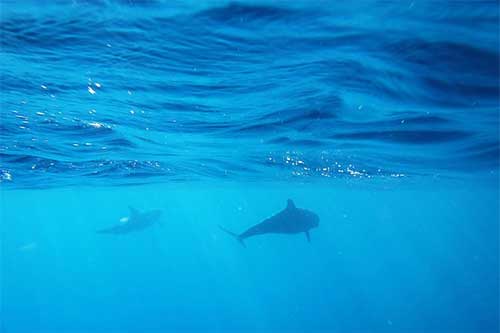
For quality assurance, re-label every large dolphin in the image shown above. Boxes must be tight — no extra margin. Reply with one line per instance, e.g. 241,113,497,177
219,199,319,246
96,207,162,235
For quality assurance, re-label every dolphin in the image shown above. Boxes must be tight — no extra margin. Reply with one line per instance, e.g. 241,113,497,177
219,199,319,246
96,207,162,235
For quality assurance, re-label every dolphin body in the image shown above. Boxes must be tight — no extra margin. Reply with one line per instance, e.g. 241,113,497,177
219,199,319,246
96,207,162,235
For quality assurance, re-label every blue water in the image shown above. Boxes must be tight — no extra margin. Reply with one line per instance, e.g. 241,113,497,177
1,1,499,332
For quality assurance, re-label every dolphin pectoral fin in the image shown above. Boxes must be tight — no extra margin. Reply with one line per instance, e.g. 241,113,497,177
219,225,246,247
305,231,311,243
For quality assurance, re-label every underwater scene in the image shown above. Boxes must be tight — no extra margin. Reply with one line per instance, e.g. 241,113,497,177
1,1,499,332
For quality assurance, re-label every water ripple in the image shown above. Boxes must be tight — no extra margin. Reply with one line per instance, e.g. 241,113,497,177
0,1,498,188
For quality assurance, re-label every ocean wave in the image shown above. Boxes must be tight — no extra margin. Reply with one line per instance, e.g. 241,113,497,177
0,1,498,188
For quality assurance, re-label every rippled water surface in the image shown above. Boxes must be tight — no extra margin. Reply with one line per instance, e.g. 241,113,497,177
1,0,498,187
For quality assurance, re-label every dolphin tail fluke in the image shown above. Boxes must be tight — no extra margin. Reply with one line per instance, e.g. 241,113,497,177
96,226,121,234
218,225,246,247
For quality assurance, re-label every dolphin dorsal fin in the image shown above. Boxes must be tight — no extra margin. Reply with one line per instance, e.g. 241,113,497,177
287,199,296,209
128,206,139,217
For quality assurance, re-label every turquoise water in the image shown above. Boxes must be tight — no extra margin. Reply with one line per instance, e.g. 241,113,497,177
1,1,499,332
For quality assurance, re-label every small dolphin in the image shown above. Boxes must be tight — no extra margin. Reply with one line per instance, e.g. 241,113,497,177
219,199,319,246
96,207,162,235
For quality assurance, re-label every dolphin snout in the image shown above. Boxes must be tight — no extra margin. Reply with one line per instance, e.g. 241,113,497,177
312,214,320,227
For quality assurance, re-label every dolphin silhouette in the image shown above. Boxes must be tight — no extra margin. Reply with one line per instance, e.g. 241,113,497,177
219,199,319,246
96,207,162,235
